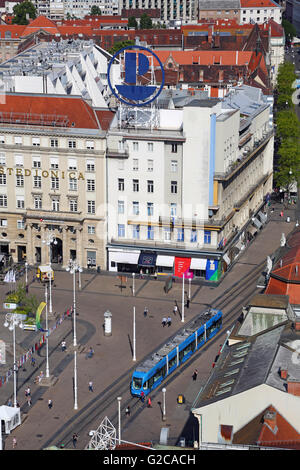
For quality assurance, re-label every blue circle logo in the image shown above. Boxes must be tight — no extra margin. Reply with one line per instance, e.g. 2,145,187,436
107,45,165,107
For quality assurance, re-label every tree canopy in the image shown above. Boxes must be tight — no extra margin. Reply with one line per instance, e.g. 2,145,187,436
90,5,102,15
128,16,138,29
139,13,153,29
282,19,297,42
12,1,36,25
108,40,135,55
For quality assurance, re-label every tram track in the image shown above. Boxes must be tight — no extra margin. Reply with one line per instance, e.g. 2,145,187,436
40,258,264,449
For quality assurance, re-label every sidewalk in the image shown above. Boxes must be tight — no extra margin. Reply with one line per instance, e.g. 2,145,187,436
1,213,297,450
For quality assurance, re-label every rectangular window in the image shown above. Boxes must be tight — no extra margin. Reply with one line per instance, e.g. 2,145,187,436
133,179,139,192
0,173,6,185
88,225,95,234
147,225,154,240
0,136,5,144
14,136,22,145
148,142,153,152
16,196,25,209
204,230,211,244
147,202,154,216
52,198,60,212
86,159,95,172
118,159,125,170
133,158,139,171
147,159,153,172
14,155,23,167
50,139,58,148
147,180,154,193
68,158,77,170
133,142,139,151
132,201,139,215
118,224,125,237
69,177,78,191
132,224,140,239
17,219,25,229
171,181,177,194
177,228,184,242
118,178,125,191
0,218,7,226
69,199,78,212
51,177,59,190
34,196,42,209
32,137,40,146
87,179,95,191
87,200,95,214
170,203,177,216
171,143,178,153
171,160,178,172
68,140,76,149
190,229,197,243
16,174,24,187
86,140,94,149
164,228,171,241
0,195,7,207
50,157,59,169
118,200,124,214
33,176,41,188
0,153,5,165
32,157,41,168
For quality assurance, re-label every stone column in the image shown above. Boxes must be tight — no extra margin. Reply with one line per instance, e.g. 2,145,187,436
62,226,69,268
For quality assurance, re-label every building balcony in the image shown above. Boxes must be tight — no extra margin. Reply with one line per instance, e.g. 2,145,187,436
109,237,219,253
106,147,129,159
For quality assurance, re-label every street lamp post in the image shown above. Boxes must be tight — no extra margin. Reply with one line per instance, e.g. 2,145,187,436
25,262,28,286
3,313,24,407
132,273,135,296
133,306,136,361
42,233,57,315
117,396,122,445
45,282,50,378
162,387,166,421
66,260,83,348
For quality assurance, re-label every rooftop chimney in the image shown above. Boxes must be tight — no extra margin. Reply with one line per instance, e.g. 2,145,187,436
263,410,277,433
280,367,288,380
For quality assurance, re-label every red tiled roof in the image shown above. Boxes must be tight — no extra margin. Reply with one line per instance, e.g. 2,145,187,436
94,109,115,130
240,0,281,6
257,406,300,448
147,50,253,67
22,16,59,36
0,94,101,130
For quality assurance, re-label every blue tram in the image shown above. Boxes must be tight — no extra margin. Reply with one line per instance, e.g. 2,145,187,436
131,308,222,397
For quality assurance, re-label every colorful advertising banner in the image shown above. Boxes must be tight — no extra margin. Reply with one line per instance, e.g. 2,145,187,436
174,257,193,278
205,259,220,281
35,301,46,331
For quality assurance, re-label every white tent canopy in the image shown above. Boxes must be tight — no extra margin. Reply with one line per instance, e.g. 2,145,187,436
0,405,21,434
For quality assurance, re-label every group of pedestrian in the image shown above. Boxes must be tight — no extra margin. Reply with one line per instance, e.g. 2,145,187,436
140,391,152,408
162,316,172,327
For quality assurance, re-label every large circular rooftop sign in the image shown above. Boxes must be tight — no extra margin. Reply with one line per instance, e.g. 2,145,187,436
107,45,165,107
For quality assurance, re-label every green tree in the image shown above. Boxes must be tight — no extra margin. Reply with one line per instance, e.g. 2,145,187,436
140,13,153,29
282,19,297,42
90,5,102,15
275,138,300,192
276,110,300,139
128,16,138,29
12,1,36,25
108,39,135,55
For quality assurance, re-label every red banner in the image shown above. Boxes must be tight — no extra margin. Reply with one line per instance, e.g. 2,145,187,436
174,257,192,278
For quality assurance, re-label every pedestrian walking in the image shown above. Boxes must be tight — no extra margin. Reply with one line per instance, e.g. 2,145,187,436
87,346,94,358
144,307,148,318
192,369,198,381
173,304,178,315
72,433,78,448
167,316,172,327
186,298,190,309
88,381,94,392
31,356,36,367
147,397,152,408
48,399,53,409
27,396,32,407
125,406,131,417
61,340,66,352
162,317,167,327
12,437,17,449
25,387,31,398
7,399,12,407
154,271,157,280
140,391,145,403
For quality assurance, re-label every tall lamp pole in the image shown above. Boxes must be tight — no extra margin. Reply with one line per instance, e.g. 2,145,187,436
117,396,122,445
4,313,24,407
181,274,185,322
42,233,57,315
66,260,83,347
45,282,50,378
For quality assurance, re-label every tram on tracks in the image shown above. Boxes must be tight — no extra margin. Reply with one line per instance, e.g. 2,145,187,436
130,308,223,397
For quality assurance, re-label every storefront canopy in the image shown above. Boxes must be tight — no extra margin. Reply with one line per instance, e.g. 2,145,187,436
156,255,174,268
190,258,207,270
138,252,157,267
252,217,262,229
109,251,140,265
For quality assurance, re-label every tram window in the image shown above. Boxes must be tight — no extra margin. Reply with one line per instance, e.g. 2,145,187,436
198,332,205,342
132,377,142,390
153,369,162,383
143,381,148,390
169,356,177,368
148,377,154,389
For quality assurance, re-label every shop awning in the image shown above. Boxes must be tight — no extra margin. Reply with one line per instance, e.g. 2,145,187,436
109,251,140,265
138,252,157,267
252,217,262,229
247,225,257,236
190,258,207,270
156,255,174,268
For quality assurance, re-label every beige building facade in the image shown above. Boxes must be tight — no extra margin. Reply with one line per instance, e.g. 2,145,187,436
0,94,108,270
